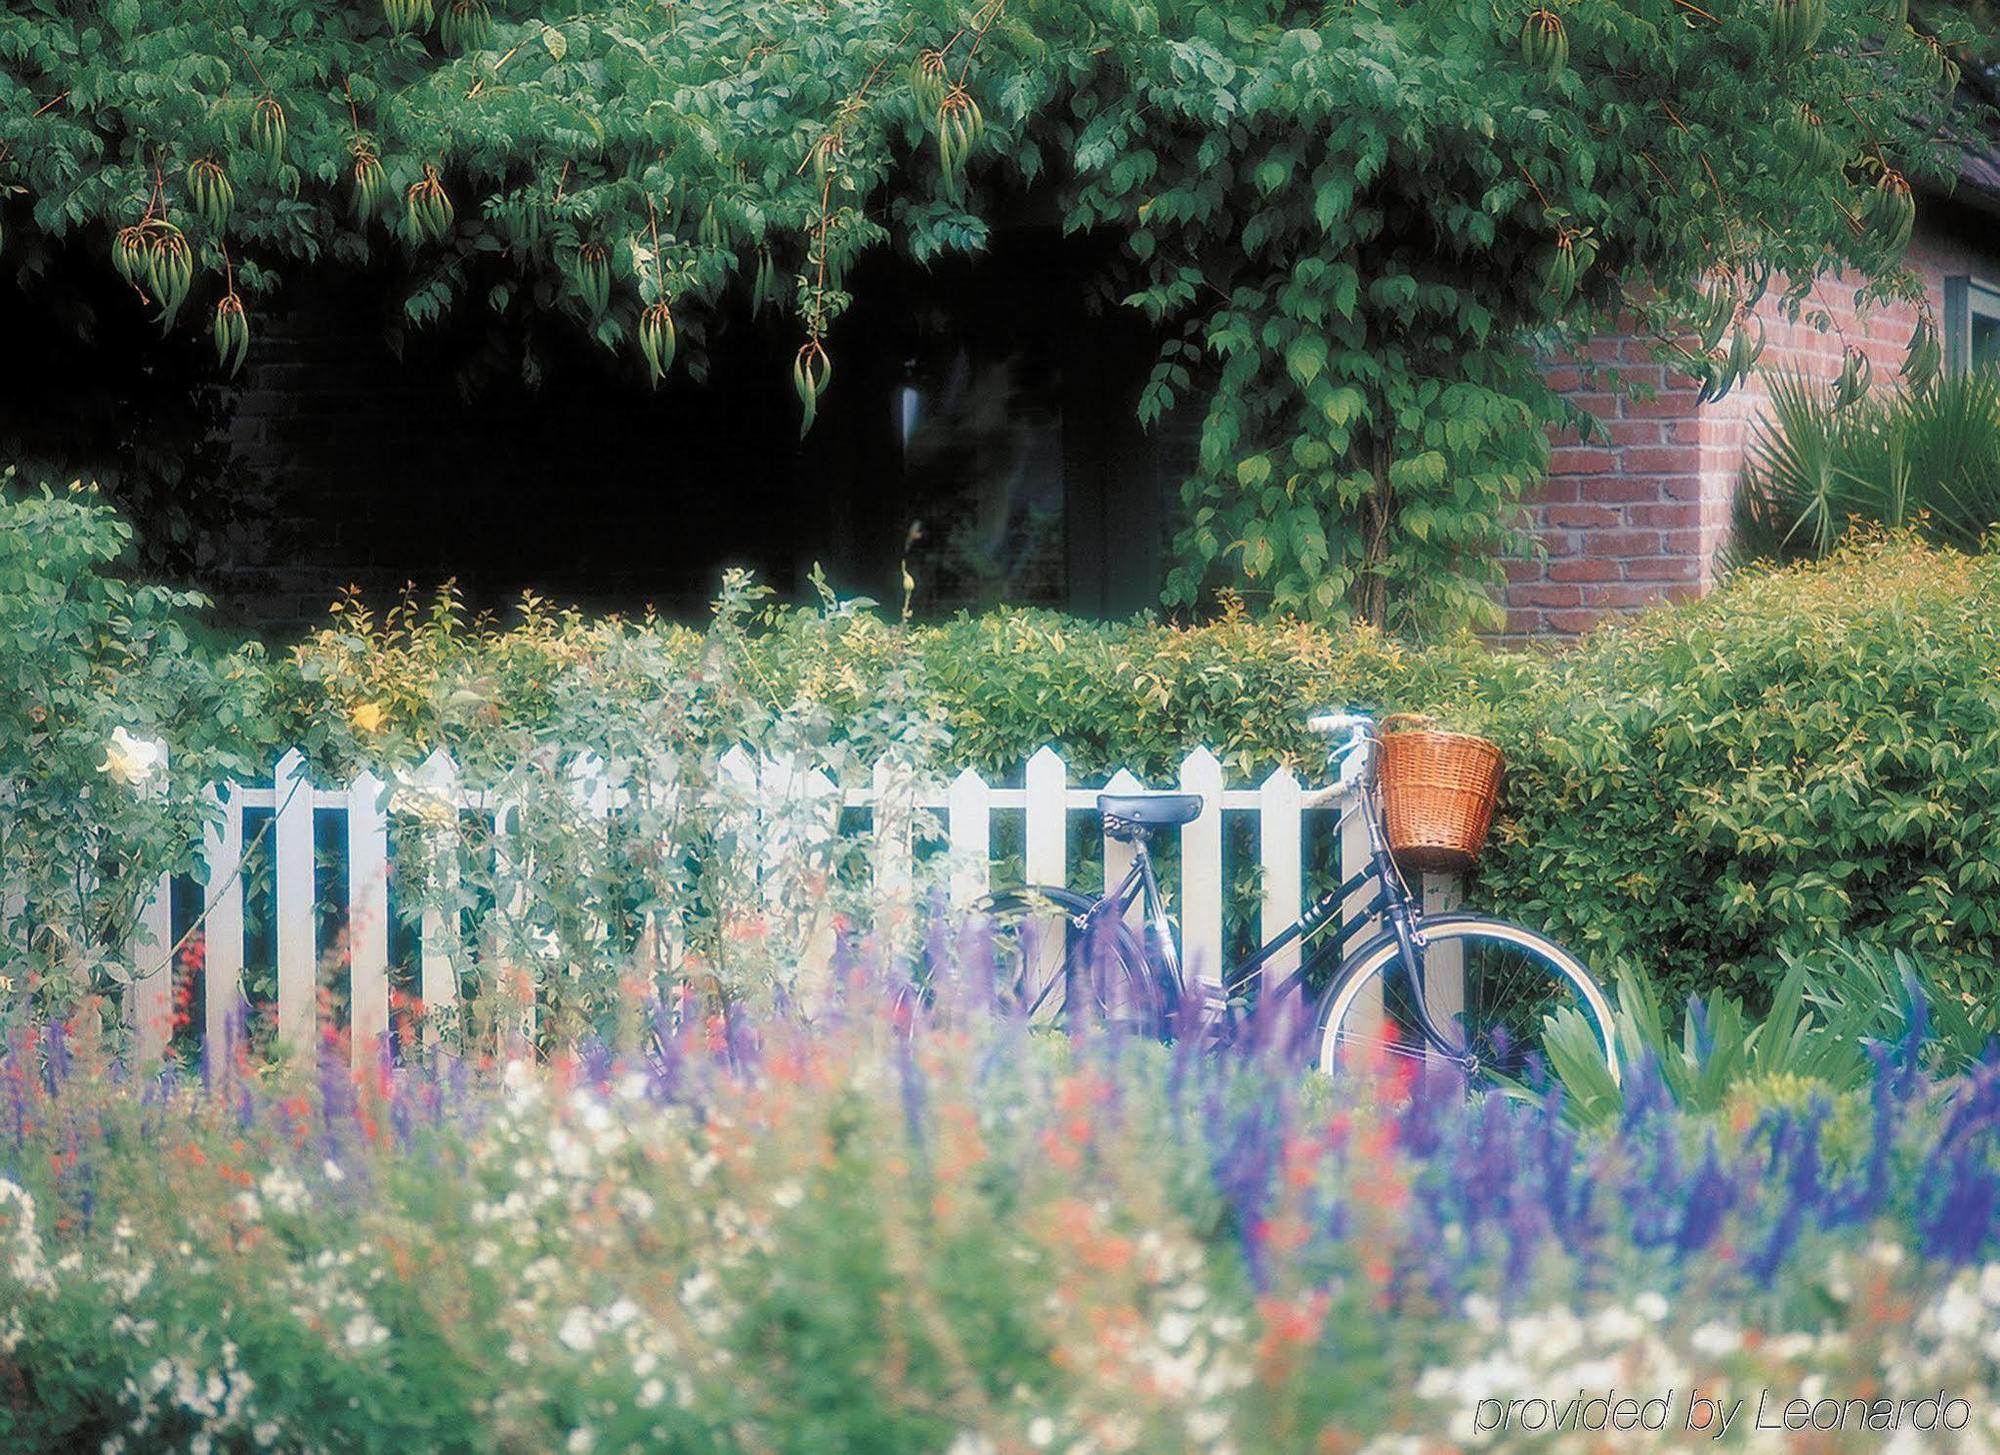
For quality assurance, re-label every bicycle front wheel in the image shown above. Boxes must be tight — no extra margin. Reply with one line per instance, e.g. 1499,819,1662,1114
1313,914,1618,1090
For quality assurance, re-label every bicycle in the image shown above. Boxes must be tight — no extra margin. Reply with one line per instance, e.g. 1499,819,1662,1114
970,712,1620,1089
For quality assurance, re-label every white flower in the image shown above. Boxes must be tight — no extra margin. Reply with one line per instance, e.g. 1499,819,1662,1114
557,1307,595,1352
566,1428,595,1453
98,728,165,789
1028,1418,1057,1448
342,1314,388,1349
1634,1290,1669,1323
1689,1322,1742,1357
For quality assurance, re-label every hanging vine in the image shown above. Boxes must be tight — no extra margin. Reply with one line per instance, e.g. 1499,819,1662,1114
0,0,1971,626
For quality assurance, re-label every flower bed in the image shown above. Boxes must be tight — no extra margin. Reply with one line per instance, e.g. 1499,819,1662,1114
3,936,2000,1453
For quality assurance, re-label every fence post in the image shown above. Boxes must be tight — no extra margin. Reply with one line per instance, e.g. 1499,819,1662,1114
126,744,173,1065
273,749,316,1051
947,767,991,910
1423,871,1464,1062
1024,747,1067,890
1256,768,1304,987
1178,748,1224,993
415,751,461,1053
348,771,390,1071
201,783,246,1055
1338,788,1383,1037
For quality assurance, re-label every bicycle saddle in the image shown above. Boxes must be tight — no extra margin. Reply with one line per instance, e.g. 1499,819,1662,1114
1097,793,1204,836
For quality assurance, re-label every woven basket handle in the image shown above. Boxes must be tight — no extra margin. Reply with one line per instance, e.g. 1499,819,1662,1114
1379,711,1437,733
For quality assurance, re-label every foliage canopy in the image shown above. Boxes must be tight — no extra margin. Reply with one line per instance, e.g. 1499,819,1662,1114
0,0,1970,624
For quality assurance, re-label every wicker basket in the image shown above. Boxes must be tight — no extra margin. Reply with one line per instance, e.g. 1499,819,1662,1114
1378,717,1504,872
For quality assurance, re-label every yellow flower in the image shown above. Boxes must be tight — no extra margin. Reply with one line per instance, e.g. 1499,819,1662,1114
349,702,388,734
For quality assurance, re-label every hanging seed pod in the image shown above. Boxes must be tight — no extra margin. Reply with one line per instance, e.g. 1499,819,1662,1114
1780,103,1842,181
910,50,949,114
404,165,455,243
1543,235,1577,300
383,0,435,35
808,131,842,194
500,192,547,251
935,87,985,193
1903,314,1942,389
793,339,833,438
144,225,194,327
212,292,250,377
113,224,152,287
1918,33,1960,92
1864,168,1916,253
1693,277,1737,353
638,301,677,386
186,158,234,232
1519,9,1568,73
1726,316,1766,380
751,245,775,315
1832,345,1872,408
250,96,287,168
1769,0,1826,56
351,139,386,219
573,242,611,315
1542,226,1598,301
439,0,492,52
698,203,726,252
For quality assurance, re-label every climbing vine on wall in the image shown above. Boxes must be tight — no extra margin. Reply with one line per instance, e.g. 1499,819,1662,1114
0,0,1969,626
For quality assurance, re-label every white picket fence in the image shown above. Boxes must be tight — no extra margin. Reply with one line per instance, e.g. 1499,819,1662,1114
118,744,1456,1066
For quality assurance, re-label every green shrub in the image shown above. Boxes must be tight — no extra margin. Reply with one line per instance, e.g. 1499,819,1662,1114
263,532,2000,1007
0,474,272,1030
1491,533,2000,1004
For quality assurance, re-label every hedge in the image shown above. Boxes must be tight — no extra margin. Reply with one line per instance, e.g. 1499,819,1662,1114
270,533,2000,1005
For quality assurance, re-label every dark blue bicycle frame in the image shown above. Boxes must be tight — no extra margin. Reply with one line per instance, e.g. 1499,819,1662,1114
1083,813,1452,1051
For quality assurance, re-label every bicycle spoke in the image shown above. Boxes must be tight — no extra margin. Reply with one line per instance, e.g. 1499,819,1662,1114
1316,919,1615,1091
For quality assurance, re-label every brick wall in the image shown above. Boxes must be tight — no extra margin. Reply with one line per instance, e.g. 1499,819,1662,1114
1506,200,1999,639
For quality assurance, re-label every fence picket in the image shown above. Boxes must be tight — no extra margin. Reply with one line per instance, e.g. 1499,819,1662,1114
416,751,461,1051
798,764,843,987
1024,747,1066,890
273,749,316,1051
99,743,1464,1062
201,784,246,1054
1178,748,1224,992
347,771,390,1069
491,797,534,1058
126,744,174,1065
1256,769,1303,986
947,768,990,909
1099,768,1144,929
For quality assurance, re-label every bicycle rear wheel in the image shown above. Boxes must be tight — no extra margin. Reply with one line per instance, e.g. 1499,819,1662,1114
972,887,1171,1037
1313,913,1617,1090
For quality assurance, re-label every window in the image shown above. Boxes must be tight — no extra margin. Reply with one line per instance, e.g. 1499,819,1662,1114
1944,275,2000,374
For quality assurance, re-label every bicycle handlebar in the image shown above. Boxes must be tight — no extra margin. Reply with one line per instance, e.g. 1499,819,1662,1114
1306,711,1369,736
